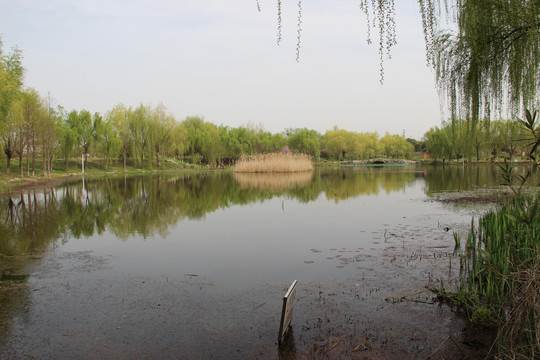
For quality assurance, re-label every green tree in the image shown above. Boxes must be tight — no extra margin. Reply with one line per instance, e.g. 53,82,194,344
93,112,121,169
107,104,131,170
324,127,354,160
424,126,451,162
182,116,221,165
0,40,25,174
170,122,187,160
22,89,47,176
380,133,413,159
128,105,151,167
286,128,321,159
497,119,527,160
10,89,44,177
58,120,77,170
254,130,285,154
40,95,61,176
469,119,489,162
66,109,93,167
148,104,175,167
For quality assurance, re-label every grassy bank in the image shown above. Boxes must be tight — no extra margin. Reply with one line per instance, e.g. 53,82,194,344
436,194,540,358
0,158,208,194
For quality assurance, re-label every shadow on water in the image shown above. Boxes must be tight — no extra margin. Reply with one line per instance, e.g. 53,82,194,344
0,165,513,358
278,328,297,360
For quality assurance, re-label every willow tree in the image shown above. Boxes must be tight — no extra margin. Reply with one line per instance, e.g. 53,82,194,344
263,1,539,120
431,0,540,121
0,39,25,174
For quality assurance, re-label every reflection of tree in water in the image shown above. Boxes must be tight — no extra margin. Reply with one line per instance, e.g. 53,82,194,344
0,191,56,349
0,166,476,348
422,165,506,196
0,169,430,254
321,168,417,202
0,189,63,256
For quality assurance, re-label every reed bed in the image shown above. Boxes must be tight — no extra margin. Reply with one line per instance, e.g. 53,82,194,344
449,195,540,358
233,153,313,173
233,172,313,191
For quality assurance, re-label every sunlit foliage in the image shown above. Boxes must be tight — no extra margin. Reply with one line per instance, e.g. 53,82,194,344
423,118,533,162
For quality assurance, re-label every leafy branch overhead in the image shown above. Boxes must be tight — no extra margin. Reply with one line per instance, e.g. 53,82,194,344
517,109,539,166
261,0,539,119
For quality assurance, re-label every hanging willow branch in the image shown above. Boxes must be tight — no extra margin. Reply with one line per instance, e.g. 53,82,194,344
277,0,282,45
296,0,303,62
255,0,539,117
431,0,540,121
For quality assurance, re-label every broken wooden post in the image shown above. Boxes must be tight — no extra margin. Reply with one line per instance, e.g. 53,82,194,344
278,280,297,344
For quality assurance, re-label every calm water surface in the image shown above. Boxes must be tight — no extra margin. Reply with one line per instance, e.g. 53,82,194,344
0,165,511,359
1,166,501,290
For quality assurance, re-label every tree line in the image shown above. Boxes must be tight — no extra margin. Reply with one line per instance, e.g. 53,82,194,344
423,118,535,163
0,41,415,176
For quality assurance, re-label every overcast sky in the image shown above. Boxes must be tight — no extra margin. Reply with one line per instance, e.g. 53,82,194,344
1,0,443,139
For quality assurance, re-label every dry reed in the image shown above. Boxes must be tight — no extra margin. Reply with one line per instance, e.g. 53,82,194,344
233,153,313,173
492,254,540,359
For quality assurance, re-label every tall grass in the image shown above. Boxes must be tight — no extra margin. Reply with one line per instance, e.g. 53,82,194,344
447,195,540,358
233,153,313,173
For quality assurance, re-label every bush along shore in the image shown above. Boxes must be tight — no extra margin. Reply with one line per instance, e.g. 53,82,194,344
435,193,540,359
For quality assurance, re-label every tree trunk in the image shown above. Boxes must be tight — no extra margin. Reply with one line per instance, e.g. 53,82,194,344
5,139,13,174
32,136,36,176
19,154,24,177
26,145,30,176
6,154,11,175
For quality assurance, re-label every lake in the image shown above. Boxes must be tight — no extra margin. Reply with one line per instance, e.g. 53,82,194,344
0,165,509,359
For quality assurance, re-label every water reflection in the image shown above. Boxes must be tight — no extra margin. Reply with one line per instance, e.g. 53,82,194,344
0,165,524,355
278,327,297,359
423,165,502,194
234,172,313,191
321,168,419,201
0,165,519,256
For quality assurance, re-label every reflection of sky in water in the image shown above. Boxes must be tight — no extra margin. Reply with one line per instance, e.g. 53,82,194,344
57,172,483,292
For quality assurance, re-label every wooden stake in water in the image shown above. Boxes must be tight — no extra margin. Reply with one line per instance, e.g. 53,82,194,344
278,280,297,344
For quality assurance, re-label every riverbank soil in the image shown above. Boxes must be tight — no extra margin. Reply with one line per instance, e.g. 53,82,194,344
0,202,496,360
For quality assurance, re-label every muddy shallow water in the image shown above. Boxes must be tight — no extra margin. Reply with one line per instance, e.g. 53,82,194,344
0,166,507,359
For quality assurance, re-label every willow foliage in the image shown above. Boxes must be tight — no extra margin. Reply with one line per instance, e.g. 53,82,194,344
264,1,539,119
431,0,540,121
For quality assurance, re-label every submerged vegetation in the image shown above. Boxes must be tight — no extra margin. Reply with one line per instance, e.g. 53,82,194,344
233,152,313,173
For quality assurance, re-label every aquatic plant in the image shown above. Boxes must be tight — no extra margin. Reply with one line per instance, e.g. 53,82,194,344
233,153,313,173
441,195,540,358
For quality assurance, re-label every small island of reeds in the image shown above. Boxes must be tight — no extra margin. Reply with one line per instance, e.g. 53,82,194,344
233,153,313,173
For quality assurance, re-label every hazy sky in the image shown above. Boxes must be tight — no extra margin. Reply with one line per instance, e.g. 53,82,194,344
1,0,443,139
